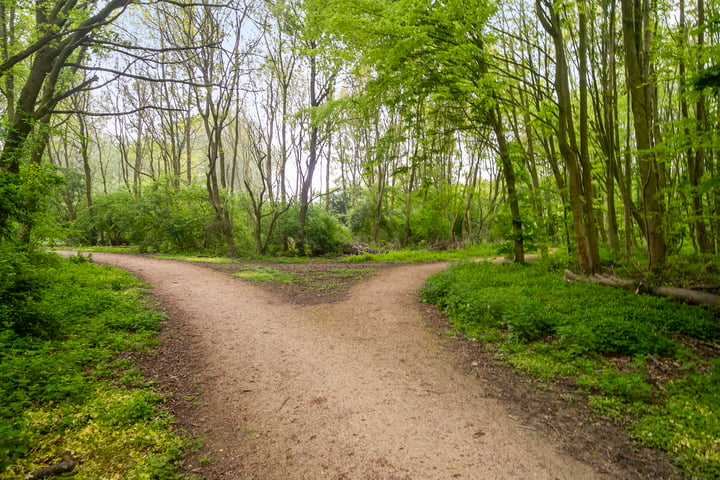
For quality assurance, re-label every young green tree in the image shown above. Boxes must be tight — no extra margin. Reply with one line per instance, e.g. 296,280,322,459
327,0,524,257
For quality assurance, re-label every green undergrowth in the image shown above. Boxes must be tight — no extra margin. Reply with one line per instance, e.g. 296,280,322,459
0,252,186,479
232,265,297,283
157,253,313,264
340,243,504,263
57,245,141,254
421,260,720,478
69,242,506,264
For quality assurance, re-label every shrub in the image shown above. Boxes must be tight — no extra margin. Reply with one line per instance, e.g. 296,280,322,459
347,191,403,245
271,205,351,256
72,181,224,253
0,243,60,338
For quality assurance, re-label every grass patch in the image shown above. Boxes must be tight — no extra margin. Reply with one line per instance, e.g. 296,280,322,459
156,253,236,264
421,260,720,477
0,253,185,479
232,265,296,283
157,253,312,264
303,267,376,294
55,245,141,254
339,243,504,263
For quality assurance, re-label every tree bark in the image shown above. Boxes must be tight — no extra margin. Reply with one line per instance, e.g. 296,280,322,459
490,106,524,264
536,0,599,273
620,0,667,271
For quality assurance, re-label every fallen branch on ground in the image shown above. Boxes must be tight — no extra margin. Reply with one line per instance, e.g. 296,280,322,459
564,270,720,307
29,456,76,479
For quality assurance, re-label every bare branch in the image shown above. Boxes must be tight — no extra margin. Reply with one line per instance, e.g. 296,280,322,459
53,105,187,116
85,39,221,54
65,63,223,88
139,0,232,7
36,75,100,118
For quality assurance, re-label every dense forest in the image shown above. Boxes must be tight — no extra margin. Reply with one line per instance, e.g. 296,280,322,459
0,0,717,272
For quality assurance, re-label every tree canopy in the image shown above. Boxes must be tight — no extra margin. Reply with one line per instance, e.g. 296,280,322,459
0,0,717,272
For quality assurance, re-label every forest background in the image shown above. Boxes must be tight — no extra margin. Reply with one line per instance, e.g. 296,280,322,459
0,0,718,271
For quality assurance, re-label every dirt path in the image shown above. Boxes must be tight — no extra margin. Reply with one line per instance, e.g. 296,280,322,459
85,253,618,479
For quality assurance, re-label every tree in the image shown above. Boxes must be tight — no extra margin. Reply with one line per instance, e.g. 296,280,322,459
0,0,133,236
327,0,523,256
273,0,343,254
536,0,601,274
620,0,667,271
158,0,257,256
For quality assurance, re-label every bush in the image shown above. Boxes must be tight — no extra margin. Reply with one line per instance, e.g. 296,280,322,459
73,191,136,246
407,187,454,245
0,242,60,338
347,191,403,245
271,205,351,256
72,181,222,253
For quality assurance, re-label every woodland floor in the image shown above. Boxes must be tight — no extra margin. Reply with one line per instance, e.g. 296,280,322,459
84,252,681,479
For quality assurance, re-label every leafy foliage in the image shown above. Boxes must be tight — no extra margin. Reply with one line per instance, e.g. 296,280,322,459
71,181,226,253
0,252,185,479
0,242,60,337
422,261,719,356
271,204,351,255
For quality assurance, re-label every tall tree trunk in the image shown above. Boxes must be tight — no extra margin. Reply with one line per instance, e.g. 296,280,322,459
298,50,332,255
491,106,524,263
598,0,621,253
620,0,667,271
537,0,599,273
578,0,601,269
688,0,712,254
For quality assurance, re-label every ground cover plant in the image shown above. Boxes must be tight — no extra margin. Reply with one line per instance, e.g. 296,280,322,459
222,262,378,304
340,243,500,263
0,250,185,479
232,265,297,283
420,260,720,479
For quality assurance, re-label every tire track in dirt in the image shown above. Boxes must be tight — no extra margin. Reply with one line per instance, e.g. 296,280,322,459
82,253,615,479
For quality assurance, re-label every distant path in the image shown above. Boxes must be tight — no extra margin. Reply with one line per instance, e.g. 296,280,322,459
74,252,612,479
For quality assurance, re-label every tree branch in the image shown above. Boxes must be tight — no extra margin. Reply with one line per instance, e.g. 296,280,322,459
53,105,186,116
65,63,222,88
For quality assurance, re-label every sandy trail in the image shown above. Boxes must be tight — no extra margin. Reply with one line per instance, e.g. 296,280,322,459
83,252,612,479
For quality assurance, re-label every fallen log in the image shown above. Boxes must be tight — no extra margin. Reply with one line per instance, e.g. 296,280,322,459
29,457,76,479
564,270,720,308
655,286,720,307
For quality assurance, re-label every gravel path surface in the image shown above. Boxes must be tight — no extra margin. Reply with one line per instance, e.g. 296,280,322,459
82,252,615,479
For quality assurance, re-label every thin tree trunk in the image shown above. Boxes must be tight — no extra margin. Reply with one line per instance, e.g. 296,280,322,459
491,106,524,263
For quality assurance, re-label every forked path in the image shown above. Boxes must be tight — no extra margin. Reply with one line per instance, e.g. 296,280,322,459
87,253,612,479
